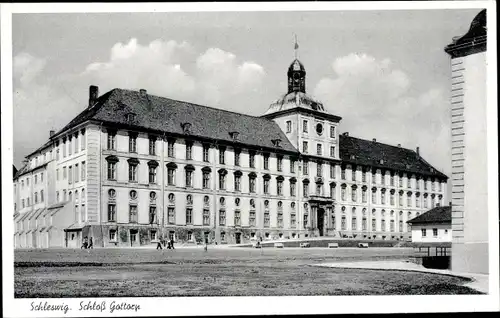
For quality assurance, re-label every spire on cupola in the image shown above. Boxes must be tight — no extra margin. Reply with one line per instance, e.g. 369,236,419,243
287,34,306,94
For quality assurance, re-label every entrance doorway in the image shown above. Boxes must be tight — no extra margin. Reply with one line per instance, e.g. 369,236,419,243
235,233,241,244
317,208,325,236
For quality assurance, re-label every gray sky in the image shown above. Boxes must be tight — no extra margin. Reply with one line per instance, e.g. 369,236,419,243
12,9,480,182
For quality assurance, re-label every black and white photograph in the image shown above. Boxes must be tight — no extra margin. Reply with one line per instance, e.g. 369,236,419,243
1,1,498,317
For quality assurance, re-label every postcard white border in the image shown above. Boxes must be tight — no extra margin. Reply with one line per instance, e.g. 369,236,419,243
2,1,498,317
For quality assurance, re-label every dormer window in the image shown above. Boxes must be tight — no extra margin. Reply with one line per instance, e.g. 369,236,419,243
229,131,240,142
181,122,192,135
126,113,136,122
272,139,282,148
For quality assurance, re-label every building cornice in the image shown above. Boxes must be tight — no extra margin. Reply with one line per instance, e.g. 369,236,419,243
261,107,342,123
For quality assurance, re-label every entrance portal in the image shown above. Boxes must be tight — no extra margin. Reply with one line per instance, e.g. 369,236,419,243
235,233,241,244
317,208,325,236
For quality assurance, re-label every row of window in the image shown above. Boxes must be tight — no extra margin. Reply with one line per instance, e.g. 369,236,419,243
55,129,86,161
19,172,44,189
20,190,45,208
56,188,85,204
421,228,448,237
56,161,86,183
286,120,336,138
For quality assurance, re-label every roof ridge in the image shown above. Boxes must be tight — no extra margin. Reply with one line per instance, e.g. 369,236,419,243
340,134,416,153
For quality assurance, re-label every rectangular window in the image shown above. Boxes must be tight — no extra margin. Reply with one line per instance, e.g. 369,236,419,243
277,180,283,196
341,168,346,180
219,147,225,164
341,217,346,230
264,154,269,170
422,228,427,237
317,162,322,177
129,134,137,153
303,120,308,133
234,210,241,226
219,174,226,190
109,229,117,241
381,174,385,185
129,205,138,223
390,175,394,186
317,144,322,155
302,141,308,153
107,131,116,150
330,164,336,179
168,140,175,158
286,121,292,133
56,169,60,181
303,161,309,175
186,142,193,160
362,218,367,231
381,192,386,204
263,179,270,194
167,168,175,185
129,164,137,182
399,221,403,232
352,217,357,231
352,188,357,202
330,126,335,138
149,206,157,224
81,130,86,151
203,145,210,162
149,137,156,155
168,207,175,224
433,228,438,237
372,190,377,204
362,190,367,203
68,137,72,156
277,212,283,228
234,150,240,166
290,183,296,197
35,175,38,184
390,194,395,205
203,209,210,226
150,230,158,241
185,170,193,187
68,166,73,184
149,166,157,183
316,184,322,196
372,219,377,231
352,169,356,181
234,175,241,192
249,152,255,168
277,156,283,171
75,164,79,183
41,172,44,182
303,214,308,228
362,171,366,182
81,162,86,181
390,220,395,232
407,195,412,207
219,210,226,226
381,220,386,231
290,160,295,173
330,146,335,157
264,212,270,227
249,177,256,193
303,183,309,197
203,172,210,189
290,213,296,228
56,149,60,160
249,211,256,226
74,134,78,153
186,208,193,225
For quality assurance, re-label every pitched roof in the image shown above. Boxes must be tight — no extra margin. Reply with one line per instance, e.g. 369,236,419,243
55,89,298,153
407,206,451,224
339,135,447,179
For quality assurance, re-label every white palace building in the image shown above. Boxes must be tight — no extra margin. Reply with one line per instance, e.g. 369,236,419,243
13,57,448,248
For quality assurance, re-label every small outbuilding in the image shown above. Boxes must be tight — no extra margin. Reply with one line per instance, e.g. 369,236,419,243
407,206,451,243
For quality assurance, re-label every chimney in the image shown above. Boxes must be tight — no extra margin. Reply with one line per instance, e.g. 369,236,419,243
416,146,420,156
449,201,452,206
343,132,349,136
139,89,147,97
49,130,55,138
89,85,99,108
372,138,376,142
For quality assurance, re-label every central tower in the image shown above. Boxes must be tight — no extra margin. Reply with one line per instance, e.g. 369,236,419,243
287,59,306,93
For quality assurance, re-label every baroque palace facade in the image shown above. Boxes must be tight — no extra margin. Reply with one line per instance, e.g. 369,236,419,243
13,58,448,248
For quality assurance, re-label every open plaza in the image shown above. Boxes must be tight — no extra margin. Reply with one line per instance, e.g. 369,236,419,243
14,244,484,297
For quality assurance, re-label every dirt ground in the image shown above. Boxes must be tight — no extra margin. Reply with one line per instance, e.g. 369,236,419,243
14,247,481,297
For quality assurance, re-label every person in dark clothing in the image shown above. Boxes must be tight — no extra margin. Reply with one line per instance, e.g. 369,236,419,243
81,236,88,249
170,238,175,249
88,237,93,249
156,241,163,250
167,240,171,249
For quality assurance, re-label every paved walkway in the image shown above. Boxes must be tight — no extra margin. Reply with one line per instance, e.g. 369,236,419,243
313,260,489,294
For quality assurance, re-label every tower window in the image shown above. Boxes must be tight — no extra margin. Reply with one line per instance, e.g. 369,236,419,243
286,121,292,133
303,120,308,133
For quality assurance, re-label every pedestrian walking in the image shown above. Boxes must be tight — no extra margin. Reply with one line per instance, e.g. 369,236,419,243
156,241,163,250
170,238,175,250
81,236,88,249
88,237,93,249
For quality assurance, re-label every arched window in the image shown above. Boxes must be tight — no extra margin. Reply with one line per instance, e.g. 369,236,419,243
341,183,347,201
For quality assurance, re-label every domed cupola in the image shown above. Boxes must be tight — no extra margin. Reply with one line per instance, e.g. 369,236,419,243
287,59,306,93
